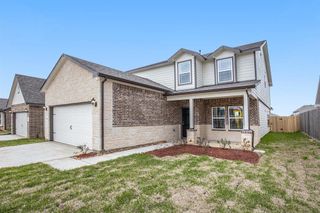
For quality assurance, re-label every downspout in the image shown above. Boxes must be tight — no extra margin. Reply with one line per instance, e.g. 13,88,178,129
246,89,255,149
101,77,107,151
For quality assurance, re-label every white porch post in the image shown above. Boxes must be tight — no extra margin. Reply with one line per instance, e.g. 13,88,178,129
243,94,249,130
189,98,194,129
186,98,197,143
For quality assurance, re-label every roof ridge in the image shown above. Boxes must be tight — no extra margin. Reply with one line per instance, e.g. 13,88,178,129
15,73,46,81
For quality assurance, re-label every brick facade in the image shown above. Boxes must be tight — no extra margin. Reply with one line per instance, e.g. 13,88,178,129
5,109,11,130
195,97,244,125
29,106,44,138
11,103,44,138
113,83,187,127
249,98,259,126
113,84,260,129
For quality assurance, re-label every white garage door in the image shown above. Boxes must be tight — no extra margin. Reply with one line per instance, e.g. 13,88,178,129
53,104,92,148
16,112,28,137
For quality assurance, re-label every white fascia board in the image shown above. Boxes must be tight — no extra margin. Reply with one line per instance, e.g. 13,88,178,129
167,89,247,101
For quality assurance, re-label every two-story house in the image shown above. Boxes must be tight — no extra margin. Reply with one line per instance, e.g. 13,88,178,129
42,40,271,151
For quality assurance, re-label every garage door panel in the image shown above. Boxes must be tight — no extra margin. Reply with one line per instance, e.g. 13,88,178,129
16,112,28,137
53,104,92,148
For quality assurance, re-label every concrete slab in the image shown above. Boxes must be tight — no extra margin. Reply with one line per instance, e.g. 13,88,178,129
82,143,173,165
45,143,173,170
0,142,79,168
0,135,24,141
45,157,91,170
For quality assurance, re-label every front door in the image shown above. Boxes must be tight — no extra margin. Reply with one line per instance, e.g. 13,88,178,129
182,108,189,138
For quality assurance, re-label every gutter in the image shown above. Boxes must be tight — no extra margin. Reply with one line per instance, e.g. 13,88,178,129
246,89,255,149
101,77,107,151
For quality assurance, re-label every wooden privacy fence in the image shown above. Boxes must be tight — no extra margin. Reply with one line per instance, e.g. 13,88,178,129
299,108,320,140
269,116,300,132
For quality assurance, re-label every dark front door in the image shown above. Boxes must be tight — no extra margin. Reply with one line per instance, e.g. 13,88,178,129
182,108,190,138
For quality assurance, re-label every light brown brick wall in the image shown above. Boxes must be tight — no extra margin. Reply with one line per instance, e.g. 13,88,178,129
29,105,44,138
10,104,44,138
249,98,259,126
5,109,11,130
112,83,187,127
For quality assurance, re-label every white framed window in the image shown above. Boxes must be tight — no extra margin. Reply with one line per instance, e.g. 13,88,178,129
212,107,225,129
217,58,233,83
228,106,243,130
178,60,192,85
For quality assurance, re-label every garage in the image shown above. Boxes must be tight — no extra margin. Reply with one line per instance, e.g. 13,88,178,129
15,112,28,137
53,104,92,148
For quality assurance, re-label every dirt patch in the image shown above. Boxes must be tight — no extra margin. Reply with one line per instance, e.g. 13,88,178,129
271,197,285,207
170,186,212,212
14,184,44,195
148,145,260,164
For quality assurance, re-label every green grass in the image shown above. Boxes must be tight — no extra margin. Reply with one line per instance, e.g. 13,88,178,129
0,132,319,212
0,138,45,147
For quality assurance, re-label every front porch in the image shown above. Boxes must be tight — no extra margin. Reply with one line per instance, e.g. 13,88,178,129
168,90,260,150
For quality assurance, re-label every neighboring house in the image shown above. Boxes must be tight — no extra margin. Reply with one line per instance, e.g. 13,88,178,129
7,74,45,138
0,98,10,131
293,77,320,115
41,40,272,151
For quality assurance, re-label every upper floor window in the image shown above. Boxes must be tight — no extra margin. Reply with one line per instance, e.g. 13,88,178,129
217,58,233,83
178,60,192,85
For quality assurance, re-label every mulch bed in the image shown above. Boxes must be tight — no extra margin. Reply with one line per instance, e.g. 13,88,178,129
73,152,98,160
147,145,260,164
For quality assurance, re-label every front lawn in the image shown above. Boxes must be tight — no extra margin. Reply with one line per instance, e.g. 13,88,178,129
0,132,319,212
0,138,44,148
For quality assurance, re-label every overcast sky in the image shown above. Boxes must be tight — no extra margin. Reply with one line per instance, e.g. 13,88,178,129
0,0,319,115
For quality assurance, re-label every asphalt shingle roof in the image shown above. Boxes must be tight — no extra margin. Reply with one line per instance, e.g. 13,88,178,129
128,40,266,73
15,74,45,105
169,80,259,95
65,55,172,92
0,98,8,110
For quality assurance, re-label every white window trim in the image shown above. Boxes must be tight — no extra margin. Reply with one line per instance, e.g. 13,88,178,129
228,106,244,130
177,60,192,85
217,57,233,83
212,107,226,130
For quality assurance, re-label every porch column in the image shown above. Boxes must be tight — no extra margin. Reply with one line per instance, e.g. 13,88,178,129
243,94,249,130
189,98,194,129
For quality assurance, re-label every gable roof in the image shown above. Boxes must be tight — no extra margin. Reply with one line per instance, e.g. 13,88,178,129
8,74,45,106
168,48,207,62
316,77,320,105
127,40,272,85
0,98,8,111
41,54,172,93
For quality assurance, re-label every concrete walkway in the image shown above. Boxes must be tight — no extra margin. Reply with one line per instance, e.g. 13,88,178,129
44,143,173,170
0,134,24,141
0,142,79,168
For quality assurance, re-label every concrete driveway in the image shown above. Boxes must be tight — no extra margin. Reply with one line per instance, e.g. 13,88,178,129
0,142,79,168
0,135,24,141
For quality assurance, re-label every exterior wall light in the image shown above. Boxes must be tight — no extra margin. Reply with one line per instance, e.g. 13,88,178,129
43,106,48,111
91,98,97,107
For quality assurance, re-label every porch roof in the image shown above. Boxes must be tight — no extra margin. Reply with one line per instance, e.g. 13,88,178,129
167,80,259,96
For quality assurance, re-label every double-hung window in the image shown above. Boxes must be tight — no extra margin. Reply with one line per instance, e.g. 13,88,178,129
217,58,233,83
212,107,225,129
228,106,243,130
178,60,192,85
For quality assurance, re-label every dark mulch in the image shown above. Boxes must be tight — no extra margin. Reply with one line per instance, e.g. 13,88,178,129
148,145,260,164
73,152,97,159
